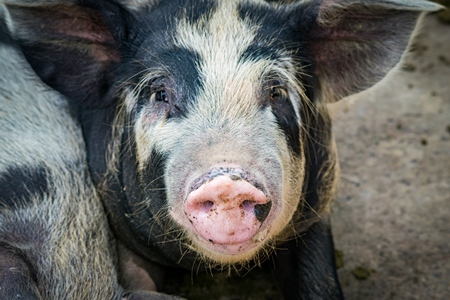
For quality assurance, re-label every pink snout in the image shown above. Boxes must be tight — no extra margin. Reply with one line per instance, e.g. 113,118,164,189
185,175,270,247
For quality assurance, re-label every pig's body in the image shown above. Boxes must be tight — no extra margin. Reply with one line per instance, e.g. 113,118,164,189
2,0,441,299
0,7,180,299
0,13,124,299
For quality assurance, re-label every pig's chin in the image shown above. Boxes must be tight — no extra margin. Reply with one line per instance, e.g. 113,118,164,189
186,222,272,263
169,206,278,264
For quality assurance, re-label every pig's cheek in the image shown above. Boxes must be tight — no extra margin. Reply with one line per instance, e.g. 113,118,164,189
140,108,167,127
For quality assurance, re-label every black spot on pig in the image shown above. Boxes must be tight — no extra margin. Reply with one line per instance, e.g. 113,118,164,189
132,47,203,118
0,166,49,208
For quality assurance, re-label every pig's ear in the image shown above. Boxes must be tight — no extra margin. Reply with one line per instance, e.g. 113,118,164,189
292,0,442,103
3,1,130,107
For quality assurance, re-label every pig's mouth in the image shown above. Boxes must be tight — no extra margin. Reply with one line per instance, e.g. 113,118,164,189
171,167,279,261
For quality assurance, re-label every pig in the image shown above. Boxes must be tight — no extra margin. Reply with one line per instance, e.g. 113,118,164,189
2,0,441,298
0,5,181,299
0,17,119,300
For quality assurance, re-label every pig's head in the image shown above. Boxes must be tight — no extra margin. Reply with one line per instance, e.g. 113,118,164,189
4,0,440,267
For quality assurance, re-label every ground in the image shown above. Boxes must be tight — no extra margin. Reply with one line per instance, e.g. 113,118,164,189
331,13,450,300
165,13,450,300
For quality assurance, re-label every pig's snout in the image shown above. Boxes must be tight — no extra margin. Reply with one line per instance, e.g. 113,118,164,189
185,175,271,249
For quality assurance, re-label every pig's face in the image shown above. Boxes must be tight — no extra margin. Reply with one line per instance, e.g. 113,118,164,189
121,2,308,263
5,0,438,268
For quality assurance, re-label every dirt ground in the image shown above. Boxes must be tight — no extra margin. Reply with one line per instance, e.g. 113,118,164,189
331,14,450,300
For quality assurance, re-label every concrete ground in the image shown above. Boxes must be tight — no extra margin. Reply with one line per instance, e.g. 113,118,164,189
331,14,450,300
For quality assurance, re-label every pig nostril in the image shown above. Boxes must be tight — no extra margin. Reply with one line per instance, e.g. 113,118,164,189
242,200,253,208
241,200,271,223
254,202,272,223
199,200,214,212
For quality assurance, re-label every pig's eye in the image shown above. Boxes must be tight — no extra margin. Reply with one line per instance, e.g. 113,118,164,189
154,89,168,102
270,86,286,102
270,87,280,101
